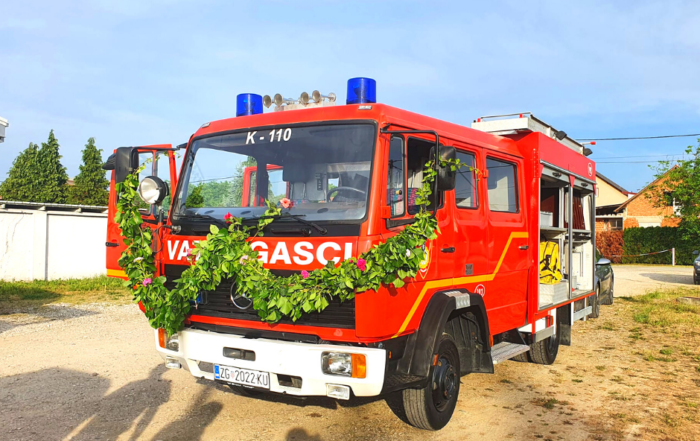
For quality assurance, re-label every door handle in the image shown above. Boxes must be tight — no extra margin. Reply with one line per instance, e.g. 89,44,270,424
519,245,529,250
105,242,119,248
441,247,456,253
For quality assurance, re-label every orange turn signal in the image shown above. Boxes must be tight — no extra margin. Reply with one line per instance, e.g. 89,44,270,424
351,354,367,379
158,328,166,348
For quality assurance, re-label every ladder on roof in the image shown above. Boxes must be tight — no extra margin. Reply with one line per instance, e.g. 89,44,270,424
471,112,583,154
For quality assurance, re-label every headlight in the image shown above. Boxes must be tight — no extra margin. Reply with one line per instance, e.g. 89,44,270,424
138,176,168,205
321,352,366,378
166,333,179,352
157,328,179,352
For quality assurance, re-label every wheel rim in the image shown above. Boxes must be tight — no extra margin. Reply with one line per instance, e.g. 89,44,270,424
431,355,457,412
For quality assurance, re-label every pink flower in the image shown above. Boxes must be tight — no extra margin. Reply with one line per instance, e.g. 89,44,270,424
239,255,250,265
142,278,152,286
280,198,293,209
356,258,367,272
224,212,233,223
301,270,309,279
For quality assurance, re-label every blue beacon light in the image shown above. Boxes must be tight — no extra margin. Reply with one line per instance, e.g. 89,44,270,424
236,93,263,116
346,77,376,105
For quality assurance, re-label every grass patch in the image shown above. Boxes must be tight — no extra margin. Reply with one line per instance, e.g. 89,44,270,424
601,322,615,331
533,398,569,410
625,289,700,328
0,276,130,307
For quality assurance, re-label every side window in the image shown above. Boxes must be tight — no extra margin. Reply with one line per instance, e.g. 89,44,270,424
137,152,154,214
406,138,438,214
156,153,172,214
455,150,477,209
486,157,518,213
387,137,405,217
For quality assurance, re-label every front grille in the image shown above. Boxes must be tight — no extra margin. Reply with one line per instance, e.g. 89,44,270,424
165,265,355,329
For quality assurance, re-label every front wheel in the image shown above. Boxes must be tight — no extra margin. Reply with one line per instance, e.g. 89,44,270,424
402,333,460,430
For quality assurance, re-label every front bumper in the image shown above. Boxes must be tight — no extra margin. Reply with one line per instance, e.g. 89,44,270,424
154,328,387,397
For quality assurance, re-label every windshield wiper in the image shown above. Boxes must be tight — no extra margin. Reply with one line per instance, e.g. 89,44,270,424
244,213,327,235
275,213,328,235
176,213,227,227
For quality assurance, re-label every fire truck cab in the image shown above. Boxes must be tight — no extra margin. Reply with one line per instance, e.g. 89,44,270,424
104,79,598,430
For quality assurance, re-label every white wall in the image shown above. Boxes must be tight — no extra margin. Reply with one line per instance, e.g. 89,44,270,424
0,208,107,281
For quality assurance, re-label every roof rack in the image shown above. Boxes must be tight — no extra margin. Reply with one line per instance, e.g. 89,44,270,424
471,112,583,154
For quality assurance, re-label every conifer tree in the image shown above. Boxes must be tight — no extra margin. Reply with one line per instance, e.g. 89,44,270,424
68,137,109,206
0,142,42,201
36,130,69,203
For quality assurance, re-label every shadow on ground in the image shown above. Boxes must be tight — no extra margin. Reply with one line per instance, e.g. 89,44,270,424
639,272,696,284
0,304,97,335
0,365,222,441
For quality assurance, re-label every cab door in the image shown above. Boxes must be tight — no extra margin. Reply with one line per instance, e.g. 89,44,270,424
483,154,530,334
450,143,488,284
105,145,177,278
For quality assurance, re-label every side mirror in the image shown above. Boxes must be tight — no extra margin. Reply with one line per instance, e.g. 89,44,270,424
693,250,699,256
597,258,611,265
437,145,456,191
115,147,139,184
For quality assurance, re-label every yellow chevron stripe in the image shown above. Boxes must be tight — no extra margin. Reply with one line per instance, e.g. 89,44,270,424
107,269,127,278
391,231,528,338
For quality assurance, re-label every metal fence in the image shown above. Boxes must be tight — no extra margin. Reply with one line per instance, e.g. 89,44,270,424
0,201,108,281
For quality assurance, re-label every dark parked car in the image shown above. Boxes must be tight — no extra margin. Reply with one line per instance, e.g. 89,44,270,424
693,250,699,285
590,249,615,318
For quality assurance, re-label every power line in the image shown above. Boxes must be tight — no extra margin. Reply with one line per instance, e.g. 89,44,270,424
592,154,688,160
596,160,675,164
579,133,700,141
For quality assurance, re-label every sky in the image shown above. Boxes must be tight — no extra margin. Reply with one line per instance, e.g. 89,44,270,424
1,0,699,193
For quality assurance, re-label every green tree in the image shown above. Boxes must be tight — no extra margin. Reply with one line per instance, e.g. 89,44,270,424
68,137,109,206
648,143,700,239
36,130,69,203
185,184,204,208
0,142,42,201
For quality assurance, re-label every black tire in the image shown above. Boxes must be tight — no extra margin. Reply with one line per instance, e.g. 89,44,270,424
694,276,699,286
511,352,530,362
529,326,561,365
402,333,460,430
589,286,601,319
228,384,264,397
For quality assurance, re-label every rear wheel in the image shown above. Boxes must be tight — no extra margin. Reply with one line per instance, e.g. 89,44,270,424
402,333,460,430
589,287,601,319
529,326,561,365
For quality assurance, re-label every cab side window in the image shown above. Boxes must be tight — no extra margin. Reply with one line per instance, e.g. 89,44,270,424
386,137,405,217
455,151,478,209
406,138,438,214
156,152,172,215
486,157,518,213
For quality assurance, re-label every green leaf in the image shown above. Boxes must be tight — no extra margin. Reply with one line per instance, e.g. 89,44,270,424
210,224,219,235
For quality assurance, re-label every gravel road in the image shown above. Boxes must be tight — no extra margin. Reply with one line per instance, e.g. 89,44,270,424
610,264,698,297
1,269,699,441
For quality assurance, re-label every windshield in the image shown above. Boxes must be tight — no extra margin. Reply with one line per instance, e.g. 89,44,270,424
173,123,376,222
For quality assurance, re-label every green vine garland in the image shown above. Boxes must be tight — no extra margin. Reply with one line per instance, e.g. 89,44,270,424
117,158,472,335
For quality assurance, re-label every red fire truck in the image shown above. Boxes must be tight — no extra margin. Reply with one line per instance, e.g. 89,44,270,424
104,78,598,430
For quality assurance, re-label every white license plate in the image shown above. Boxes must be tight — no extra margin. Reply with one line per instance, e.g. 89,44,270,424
215,365,270,389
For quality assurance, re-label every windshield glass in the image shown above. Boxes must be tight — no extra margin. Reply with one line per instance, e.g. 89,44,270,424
173,123,376,222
